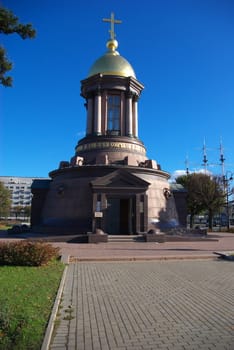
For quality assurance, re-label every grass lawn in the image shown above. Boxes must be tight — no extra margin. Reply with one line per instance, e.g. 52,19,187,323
0,224,11,231
0,260,65,350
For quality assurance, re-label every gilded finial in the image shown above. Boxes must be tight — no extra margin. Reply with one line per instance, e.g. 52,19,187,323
102,12,122,40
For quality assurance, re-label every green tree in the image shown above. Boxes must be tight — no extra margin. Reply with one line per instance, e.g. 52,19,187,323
176,173,225,230
13,205,24,220
196,175,225,230
176,174,205,228
23,205,31,220
0,182,11,218
0,6,36,86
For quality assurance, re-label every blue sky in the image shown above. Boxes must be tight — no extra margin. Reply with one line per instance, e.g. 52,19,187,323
1,0,234,179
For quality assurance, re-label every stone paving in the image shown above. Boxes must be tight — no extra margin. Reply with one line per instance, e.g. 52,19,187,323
50,260,234,350
52,232,234,261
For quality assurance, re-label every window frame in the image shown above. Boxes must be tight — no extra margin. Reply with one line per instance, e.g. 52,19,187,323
106,94,121,135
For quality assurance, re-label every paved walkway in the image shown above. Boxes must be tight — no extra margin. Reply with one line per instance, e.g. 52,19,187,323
50,260,234,350
50,232,234,261
1,230,234,349
47,233,234,349
2,231,234,261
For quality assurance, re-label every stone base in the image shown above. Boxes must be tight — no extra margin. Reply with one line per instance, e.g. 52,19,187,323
164,227,207,236
88,230,108,243
144,230,165,243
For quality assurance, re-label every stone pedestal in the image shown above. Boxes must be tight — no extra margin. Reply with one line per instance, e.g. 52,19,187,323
144,230,165,243
88,229,108,243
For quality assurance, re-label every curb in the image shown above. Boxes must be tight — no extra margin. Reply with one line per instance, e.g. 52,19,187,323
69,255,215,262
41,257,69,350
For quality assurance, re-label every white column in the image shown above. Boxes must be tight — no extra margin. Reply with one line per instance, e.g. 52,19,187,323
86,98,93,135
94,92,102,135
133,97,138,137
126,93,133,136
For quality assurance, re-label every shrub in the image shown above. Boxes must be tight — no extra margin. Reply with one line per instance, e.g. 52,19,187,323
0,241,60,266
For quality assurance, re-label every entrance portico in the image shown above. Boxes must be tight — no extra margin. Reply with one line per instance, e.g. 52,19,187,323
91,169,149,234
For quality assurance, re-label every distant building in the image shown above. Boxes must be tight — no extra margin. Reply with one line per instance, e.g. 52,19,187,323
0,176,47,218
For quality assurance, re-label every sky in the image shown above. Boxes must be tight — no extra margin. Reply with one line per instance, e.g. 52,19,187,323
1,0,234,180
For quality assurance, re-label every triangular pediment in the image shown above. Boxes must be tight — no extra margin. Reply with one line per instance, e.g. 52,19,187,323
91,169,150,190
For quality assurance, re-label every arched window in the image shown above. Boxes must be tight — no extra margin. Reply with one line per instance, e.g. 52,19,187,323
107,95,120,134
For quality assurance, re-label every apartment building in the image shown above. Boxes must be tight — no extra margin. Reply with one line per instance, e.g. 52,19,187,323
0,176,47,208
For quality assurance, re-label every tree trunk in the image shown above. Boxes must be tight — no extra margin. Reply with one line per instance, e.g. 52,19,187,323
208,209,213,230
190,214,194,228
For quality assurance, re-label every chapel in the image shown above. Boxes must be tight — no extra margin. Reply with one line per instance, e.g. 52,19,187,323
31,13,185,236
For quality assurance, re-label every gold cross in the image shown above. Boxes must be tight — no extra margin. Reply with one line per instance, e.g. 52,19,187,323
102,12,122,40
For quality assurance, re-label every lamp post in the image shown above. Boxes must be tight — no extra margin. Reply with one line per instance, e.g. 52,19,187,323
223,172,233,230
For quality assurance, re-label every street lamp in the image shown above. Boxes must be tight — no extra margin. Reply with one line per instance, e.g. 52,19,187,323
223,172,233,230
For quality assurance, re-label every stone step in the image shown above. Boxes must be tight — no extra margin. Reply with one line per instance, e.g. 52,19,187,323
108,235,144,242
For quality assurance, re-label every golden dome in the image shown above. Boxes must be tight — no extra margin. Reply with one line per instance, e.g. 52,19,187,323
88,39,136,78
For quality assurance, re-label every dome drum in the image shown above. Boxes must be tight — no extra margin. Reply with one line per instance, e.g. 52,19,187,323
75,135,147,166
81,74,144,99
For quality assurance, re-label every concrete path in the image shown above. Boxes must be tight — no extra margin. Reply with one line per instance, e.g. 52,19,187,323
50,260,234,350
